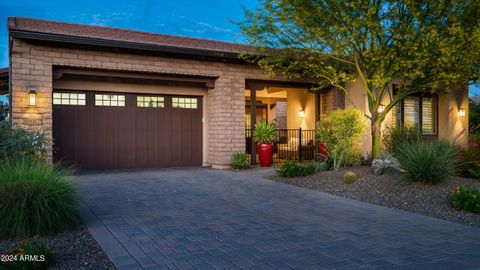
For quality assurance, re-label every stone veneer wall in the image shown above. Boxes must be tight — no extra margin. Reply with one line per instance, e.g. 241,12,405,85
9,38,271,167
275,101,287,129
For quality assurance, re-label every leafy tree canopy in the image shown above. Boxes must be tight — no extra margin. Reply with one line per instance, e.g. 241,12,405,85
240,0,480,156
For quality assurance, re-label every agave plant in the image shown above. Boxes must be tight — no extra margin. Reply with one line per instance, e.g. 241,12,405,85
253,121,276,143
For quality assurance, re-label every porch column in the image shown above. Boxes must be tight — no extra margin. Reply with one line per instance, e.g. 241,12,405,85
250,88,257,165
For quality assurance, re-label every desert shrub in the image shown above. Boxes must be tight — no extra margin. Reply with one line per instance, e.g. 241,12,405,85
312,161,330,172
396,140,460,184
316,108,366,169
448,185,480,213
458,133,480,179
277,159,316,177
382,125,421,156
0,159,78,237
231,152,251,169
0,122,47,161
1,235,53,270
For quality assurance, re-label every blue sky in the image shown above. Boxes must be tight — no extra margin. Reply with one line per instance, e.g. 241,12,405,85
0,0,478,102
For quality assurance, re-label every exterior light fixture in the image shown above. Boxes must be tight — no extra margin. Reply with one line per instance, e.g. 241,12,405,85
28,87,37,106
378,104,385,113
299,110,305,118
459,108,466,117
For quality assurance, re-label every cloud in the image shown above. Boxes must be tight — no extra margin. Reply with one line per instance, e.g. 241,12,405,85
194,21,232,33
181,28,207,34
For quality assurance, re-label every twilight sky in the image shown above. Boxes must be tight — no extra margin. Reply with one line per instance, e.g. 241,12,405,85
0,0,478,98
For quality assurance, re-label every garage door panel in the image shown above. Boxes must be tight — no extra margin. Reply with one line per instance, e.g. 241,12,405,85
53,91,202,170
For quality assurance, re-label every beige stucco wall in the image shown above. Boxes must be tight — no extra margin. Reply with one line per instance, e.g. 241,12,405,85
438,86,469,145
344,79,371,157
286,89,316,130
345,78,469,157
53,77,210,166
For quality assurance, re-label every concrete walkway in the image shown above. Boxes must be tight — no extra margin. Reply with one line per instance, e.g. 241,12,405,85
77,168,480,270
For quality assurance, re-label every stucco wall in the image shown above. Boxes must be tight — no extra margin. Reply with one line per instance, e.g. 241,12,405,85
345,79,371,157
286,89,316,130
345,78,469,157
438,86,469,145
9,38,271,168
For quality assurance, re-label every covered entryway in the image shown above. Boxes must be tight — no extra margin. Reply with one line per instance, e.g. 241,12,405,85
53,91,203,169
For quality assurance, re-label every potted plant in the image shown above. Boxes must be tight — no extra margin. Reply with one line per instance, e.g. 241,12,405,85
253,121,276,167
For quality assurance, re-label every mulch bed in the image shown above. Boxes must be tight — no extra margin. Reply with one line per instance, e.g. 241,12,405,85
267,166,480,228
0,224,116,270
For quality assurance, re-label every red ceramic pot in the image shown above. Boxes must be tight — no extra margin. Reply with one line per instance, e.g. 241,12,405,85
318,142,329,161
257,142,273,167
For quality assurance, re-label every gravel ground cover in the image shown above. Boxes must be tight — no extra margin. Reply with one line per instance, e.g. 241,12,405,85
0,224,116,270
267,166,480,228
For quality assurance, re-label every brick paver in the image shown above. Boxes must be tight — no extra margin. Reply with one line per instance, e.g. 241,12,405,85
77,168,480,270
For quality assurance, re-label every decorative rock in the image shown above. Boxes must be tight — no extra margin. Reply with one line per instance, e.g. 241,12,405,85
372,154,400,175
344,171,357,183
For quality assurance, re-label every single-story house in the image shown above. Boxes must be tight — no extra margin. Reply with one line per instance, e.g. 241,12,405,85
5,17,469,169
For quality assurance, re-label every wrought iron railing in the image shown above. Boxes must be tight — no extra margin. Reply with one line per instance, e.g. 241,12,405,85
246,128,318,164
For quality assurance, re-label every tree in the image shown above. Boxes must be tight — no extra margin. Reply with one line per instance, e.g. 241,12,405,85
240,0,480,157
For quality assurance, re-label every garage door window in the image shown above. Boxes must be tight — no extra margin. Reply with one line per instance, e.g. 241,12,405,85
137,96,165,108
53,92,86,105
172,97,197,109
95,94,125,107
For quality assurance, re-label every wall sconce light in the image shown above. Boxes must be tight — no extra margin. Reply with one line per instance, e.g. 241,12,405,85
378,104,385,113
459,108,466,117
28,87,37,106
299,110,305,118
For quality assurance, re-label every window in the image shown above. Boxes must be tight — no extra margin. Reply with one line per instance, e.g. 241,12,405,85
137,96,164,108
95,94,125,107
53,92,86,105
391,93,437,135
422,97,437,134
172,97,198,109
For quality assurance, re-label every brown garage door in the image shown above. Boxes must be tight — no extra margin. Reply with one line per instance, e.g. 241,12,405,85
53,91,203,169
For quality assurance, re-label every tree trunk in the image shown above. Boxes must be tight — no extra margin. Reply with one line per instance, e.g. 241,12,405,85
371,120,382,158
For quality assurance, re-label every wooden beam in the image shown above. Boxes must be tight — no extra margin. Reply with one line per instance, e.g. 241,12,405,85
53,67,218,89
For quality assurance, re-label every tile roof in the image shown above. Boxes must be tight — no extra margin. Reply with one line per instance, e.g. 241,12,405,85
8,17,252,55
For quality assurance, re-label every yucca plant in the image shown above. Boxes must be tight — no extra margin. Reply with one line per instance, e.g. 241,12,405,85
0,159,78,237
396,140,460,184
231,152,251,169
253,121,276,143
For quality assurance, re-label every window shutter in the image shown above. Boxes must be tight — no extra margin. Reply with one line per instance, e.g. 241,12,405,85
404,96,419,128
422,97,436,134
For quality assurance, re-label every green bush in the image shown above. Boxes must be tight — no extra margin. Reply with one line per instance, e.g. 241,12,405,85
316,108,366,169
253,121,276,143
277,159,316,177
0,122,47,161
448,185,480,213
382,125,421,156
0,159,78,237
396,140,460,184
1,235,53,270
231,152,251,169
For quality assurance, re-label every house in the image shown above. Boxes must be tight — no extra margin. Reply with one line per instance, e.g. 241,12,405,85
5,17,469,169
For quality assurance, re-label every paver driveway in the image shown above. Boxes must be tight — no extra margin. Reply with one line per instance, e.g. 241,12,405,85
78,168,480,270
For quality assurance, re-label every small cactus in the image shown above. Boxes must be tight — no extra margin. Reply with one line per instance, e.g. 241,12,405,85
344,171,357,183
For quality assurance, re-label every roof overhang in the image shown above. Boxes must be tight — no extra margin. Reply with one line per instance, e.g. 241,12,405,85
9,29,245,62
0,67,8,95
